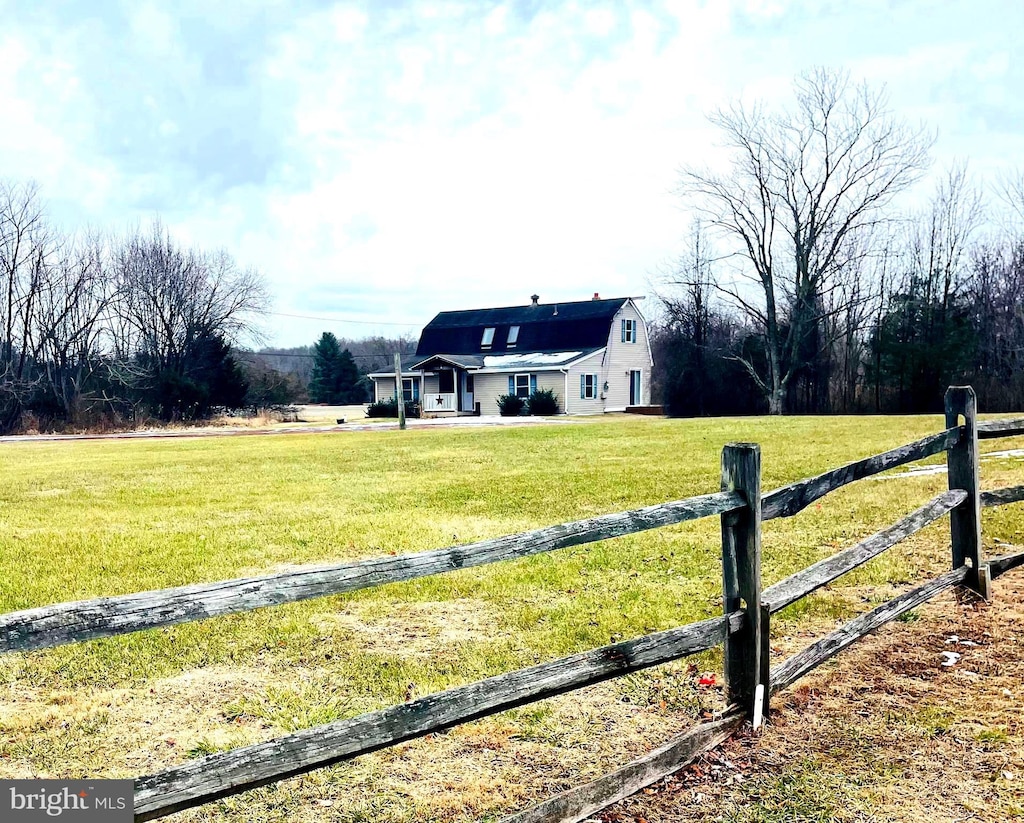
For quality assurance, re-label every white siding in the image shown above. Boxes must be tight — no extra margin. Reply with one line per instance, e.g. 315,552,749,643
472,373,507,415
602,301,654,409
564,350,607,415
371,375,426,403
373,376,396,402
473,371,566,414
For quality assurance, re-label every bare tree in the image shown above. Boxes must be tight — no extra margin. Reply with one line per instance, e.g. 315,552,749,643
0,180,53,431
111,221,267,364
656,221,718,415
868,164,985,411
109,221,269,418
680,68,932,413
33,232,113,423
996,168,1024,232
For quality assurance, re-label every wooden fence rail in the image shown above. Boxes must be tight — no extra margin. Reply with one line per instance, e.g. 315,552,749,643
134,612,744,820
769,566,970,695
981,485,1024,508
497,710,746,823
761,426,961,520
977,418,1024,439
4,387,1024,823
0,491,742,654
761,490,966,613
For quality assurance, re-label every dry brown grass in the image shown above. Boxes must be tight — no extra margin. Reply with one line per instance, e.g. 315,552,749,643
603,570,1024,823
4,417,1024,822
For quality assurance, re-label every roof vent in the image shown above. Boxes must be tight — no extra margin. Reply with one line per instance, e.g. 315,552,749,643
593,292,600,300
530,294,540,306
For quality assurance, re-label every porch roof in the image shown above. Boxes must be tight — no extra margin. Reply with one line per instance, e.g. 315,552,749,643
409,353,486,370
370,347,604,379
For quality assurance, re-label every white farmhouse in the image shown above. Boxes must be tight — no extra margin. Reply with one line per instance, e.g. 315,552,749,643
368,294,654,416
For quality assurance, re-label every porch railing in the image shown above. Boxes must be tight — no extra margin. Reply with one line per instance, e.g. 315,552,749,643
422,392,457,412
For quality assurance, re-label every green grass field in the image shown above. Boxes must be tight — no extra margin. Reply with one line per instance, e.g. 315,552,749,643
1,415,1023,821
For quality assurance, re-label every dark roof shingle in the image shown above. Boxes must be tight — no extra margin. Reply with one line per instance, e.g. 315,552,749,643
415,297,628,357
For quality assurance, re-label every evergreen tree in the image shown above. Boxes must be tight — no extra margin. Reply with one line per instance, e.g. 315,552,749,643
144,332,249,421
309,332,366,403
335,348,365,403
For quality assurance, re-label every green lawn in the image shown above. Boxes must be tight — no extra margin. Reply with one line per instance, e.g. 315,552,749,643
1,415,1023,821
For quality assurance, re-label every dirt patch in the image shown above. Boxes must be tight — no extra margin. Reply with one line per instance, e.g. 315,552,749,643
311,598,504,659
602,571,1024,823
0,666,277,778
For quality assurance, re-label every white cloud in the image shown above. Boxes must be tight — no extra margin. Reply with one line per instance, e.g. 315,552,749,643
1,0,1022,346
127,3,179,57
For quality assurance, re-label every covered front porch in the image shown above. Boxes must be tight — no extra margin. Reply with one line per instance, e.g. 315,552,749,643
414,355,481,416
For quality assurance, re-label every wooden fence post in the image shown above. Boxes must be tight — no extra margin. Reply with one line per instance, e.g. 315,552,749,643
945,386,990,599
721,443,768,724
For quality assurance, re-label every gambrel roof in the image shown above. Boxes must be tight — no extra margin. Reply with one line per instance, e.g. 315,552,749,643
414,297,630,358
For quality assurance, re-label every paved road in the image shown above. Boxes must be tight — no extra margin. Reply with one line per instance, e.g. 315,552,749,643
0,415,576,444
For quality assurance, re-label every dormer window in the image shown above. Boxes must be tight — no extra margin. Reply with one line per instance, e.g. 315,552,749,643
481,327,495,349
507,325,520,348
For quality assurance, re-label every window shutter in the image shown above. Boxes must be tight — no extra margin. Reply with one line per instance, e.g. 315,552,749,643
508,375,514,394
621,319,626,342
580,374,586,398
413,380,420,401
530,375,537,394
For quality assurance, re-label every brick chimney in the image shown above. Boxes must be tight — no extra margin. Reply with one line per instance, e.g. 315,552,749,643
592,292,600,300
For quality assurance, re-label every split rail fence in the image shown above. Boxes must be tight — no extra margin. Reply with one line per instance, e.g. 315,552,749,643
3,386,1024,822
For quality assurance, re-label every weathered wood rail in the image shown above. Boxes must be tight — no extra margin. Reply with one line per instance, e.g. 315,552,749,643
3,386,1024,823
134,613,743,820
0,491,742,654
761,490,967,613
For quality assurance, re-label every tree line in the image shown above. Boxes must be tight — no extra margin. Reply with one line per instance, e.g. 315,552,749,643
244,332,416,407
653,68,1024,417
0,181,269,433
12,68,1021,428
0,180,421,433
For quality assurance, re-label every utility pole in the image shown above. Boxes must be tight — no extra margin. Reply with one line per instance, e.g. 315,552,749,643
394,353,406,430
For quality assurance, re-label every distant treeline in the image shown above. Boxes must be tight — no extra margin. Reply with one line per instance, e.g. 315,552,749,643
653,69,1024,418
0,179,414,433
0,180,273,433
652,167,1024,416
244,333,416,407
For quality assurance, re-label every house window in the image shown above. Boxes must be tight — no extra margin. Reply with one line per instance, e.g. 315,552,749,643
507,325,520,348
580,373,598,399
465,374,474,392
509,373,536,398
621,318,636,343
481,327,495,348
401,378,418,403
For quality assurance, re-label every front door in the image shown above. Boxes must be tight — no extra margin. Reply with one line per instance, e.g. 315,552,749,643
461,372,475,413
629,370,642,406
438,369,456,411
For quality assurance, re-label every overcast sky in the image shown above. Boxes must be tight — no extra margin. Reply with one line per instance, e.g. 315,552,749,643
2,0,1022,347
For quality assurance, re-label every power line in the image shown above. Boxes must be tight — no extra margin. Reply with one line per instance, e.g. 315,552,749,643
267,310,420,327
248,350,417,361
